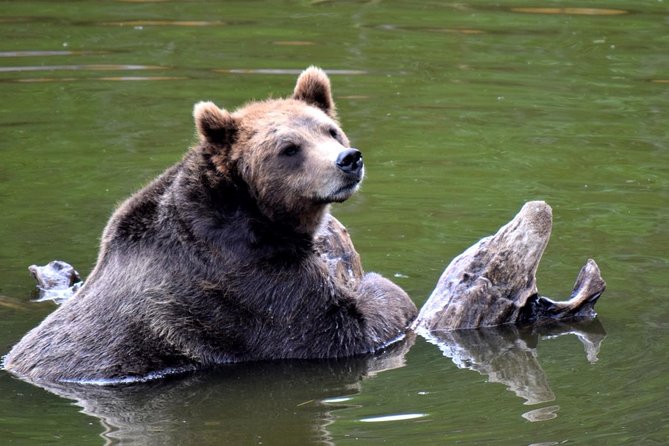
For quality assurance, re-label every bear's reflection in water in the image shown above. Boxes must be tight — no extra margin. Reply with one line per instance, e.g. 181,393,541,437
36,337,414,446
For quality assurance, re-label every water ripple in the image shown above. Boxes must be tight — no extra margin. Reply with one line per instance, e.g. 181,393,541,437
14,76,186,83
360,413,427,423
0,64,164,73
510,7,629,16
216,68,367,75
0,50,105,57
102,20,227,27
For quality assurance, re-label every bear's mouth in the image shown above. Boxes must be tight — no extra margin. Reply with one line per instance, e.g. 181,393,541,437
327,180,361,203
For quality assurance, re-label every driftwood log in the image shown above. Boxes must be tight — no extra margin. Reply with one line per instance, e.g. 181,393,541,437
412,200,606,333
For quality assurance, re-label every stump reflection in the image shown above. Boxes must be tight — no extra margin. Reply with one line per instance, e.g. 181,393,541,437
423,319,606,412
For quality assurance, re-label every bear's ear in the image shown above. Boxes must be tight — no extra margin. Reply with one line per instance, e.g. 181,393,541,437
292,66,336,118
193,101,236,145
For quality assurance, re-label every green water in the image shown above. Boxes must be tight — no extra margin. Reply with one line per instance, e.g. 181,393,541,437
1,0,667,444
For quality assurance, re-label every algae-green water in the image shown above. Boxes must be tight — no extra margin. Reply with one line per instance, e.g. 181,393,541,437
1,1,667,444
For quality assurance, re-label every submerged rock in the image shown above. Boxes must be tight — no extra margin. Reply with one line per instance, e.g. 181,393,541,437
412,201,606,332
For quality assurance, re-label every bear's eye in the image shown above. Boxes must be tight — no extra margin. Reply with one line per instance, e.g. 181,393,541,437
281,144,301,157
328,128,339,139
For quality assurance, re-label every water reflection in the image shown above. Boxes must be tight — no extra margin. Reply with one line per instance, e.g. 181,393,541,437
522,405,560,422
423,320,606,418
30,340,413,445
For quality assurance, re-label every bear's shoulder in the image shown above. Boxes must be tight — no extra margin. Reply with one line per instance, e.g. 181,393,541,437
103,162,183,246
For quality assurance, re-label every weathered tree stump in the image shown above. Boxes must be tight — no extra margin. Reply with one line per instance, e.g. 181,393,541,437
412,201,606,333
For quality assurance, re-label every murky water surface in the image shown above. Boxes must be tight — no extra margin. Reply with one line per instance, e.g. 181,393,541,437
1,1,667,444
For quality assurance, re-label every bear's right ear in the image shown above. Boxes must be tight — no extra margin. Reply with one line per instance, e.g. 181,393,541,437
193,101,236,145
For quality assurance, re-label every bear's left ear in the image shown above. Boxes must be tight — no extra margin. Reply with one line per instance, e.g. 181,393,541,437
292,66,336,118
193,101,236,145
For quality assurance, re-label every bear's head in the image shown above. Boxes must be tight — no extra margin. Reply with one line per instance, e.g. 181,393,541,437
193,67,364,235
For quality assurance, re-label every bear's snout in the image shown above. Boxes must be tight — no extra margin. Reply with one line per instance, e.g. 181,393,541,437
336,148,363,178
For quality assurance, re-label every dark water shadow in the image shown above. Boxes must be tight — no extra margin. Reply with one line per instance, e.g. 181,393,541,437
29,338,413,446
421,319,606,420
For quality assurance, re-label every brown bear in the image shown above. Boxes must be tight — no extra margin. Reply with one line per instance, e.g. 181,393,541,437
3,67,417,384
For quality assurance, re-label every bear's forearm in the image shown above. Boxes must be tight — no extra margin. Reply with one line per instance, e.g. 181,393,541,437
355,273,418,347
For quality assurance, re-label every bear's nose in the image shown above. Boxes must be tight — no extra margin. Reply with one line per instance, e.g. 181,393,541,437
336,148,363,176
